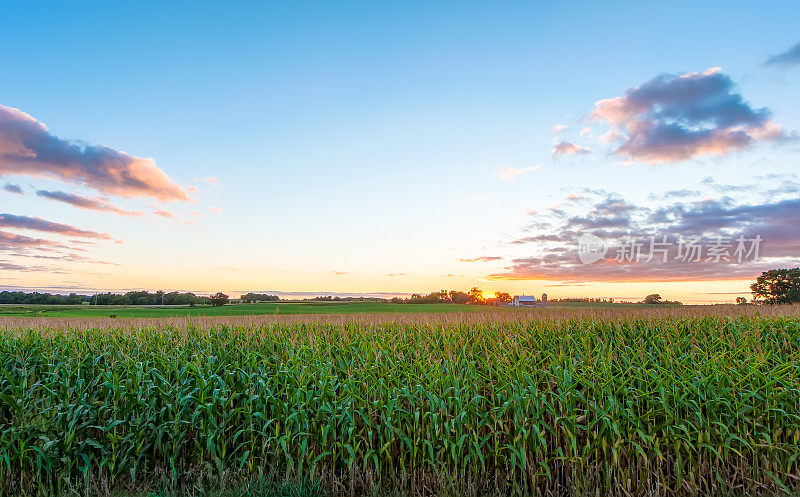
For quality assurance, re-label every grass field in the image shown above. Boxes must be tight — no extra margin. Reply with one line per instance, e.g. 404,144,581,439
0,301,671,318
0,302,482,318
1,306,797,496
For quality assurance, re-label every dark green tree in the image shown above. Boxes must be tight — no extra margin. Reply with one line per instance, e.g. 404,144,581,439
750,268,800,304
642,294,662,304
209,292,229,307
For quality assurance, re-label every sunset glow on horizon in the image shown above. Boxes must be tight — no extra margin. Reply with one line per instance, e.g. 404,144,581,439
2,2,799,304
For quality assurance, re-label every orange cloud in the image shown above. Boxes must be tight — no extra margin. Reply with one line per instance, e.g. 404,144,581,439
153,210,177,219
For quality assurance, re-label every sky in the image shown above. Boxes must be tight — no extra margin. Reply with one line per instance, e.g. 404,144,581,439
1,1,800,303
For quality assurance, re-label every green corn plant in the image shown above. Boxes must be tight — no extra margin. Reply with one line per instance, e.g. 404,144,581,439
0,313,798,496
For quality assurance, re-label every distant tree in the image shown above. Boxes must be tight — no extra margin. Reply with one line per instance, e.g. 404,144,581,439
751,268,800,304
735,296,748,305
241,292,279,303
448,291,470,304
467,287,484,304
495,292,512,303
642,294,662,304
209,292,229,307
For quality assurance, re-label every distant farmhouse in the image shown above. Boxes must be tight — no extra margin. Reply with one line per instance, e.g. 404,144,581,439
507,293,548,307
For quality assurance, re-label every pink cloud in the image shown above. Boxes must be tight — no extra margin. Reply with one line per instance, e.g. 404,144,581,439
0,213,115,240
206,206,222,215
36,190,144,217
589,68,794,164
0,230,69,248
0,105,188,201
153,209,177,219
552,141,590,158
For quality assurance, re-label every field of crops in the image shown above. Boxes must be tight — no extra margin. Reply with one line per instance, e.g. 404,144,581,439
0,302,491,318
0,301,668,319
1,306,799,496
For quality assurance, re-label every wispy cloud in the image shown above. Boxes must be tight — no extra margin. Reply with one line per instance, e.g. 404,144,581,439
153,209,177,219
0,213,115,240
0,105,188,201
36,190,144,217
459,256,502,262
590,67,793,163
552,141,590,158
0,260,51,272
492,183,800,282
0,230,69,249
647,189,701,201
765,41,800,67
9,250,119,265
495,165,541,181
2,183,22,195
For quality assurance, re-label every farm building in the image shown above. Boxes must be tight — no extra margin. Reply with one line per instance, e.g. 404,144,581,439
510,293,548,307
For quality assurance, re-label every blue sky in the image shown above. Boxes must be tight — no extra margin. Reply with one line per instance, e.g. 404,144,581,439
1,1,799,302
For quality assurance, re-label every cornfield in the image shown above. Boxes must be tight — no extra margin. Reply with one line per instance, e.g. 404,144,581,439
1,308,799,496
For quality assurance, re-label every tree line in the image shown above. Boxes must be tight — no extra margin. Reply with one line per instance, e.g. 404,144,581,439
240,293,280,303
388,288,512,305
0,290,212,306
4,267,794,307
